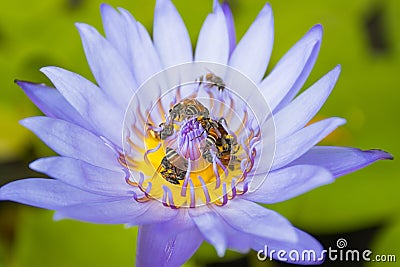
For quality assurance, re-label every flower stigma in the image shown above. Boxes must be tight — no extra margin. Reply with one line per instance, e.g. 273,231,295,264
121,63,276,208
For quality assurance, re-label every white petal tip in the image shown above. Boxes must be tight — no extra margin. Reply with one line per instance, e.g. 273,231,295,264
216,246,226,257
260,3,272,15
335,117,347,126
19,117,33,128
100,3,113,12
213,0,223,12
53,212,66,221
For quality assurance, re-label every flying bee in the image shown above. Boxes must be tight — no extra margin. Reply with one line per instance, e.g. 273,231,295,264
197,71,226,92
159,147,188,184
169,98,209,122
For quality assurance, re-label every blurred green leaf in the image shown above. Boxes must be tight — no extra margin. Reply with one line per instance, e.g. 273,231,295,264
257,0,400,233
367,217,400,266
12,207,137,267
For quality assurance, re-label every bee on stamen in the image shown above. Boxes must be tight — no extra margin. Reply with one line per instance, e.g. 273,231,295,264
158,147,188,185
159,122,174,140
195,116,240,170
169,98,209,122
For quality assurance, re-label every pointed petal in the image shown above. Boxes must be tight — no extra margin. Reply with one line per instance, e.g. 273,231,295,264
189,206,227,257
101,4,129,62
41,66,124,145
275,26,324,112
0,178,111,210
30,157,130,197
56,198,177,225
288,146,393,178
101,5,163,86
228,3,273,83
136,211,203,267
153,0,193,68
260,25,322,111
195,1,229,64
253,228,325,265
217,217,253,254
76,23,136,108
270,117,346,170
273,65,341,140
221,1,236,55
20,117,120,171
213,198,297,242
118,8,163,85
16,81,92,131
245,165,334,204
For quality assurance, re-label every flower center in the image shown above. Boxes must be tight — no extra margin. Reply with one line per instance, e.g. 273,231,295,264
120,63,275,209
177,118,206,161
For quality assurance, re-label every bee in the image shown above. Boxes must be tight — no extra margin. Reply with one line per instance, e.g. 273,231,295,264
159,122,174,140
196,117,225,163
169,98,209,122
196,117,240,170
159,147,188,184
218,134,240,155
218,153,239,171
197,72,226,92
146,121,175,140
165,147,188,171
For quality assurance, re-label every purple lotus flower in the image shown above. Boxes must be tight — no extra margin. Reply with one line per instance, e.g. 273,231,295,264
0,0,392,266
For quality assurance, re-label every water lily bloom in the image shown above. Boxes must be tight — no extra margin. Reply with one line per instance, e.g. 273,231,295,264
0,0,392,266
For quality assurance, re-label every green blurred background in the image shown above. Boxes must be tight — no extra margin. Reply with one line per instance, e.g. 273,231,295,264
0,0,398,266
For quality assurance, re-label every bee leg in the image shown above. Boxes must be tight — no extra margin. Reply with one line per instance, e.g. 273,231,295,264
176,171,186,180
218,117,227,125
202,148,213,163
232,144,240,154
166,177,180,185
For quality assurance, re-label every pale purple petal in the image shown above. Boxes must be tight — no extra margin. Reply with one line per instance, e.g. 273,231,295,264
273,65,341,140
189,206,227,257
213,198,297,242
260,25,322,111
101,4,130,63
40,66,124,145
136,211,203,267
288,146,393,178
20,117,120,171
29,157,130,197
0,178,113,210
195,0,229,64
244,165,334,204
253,228,325,265
118,8,163,85
76,23,136,108
221,1,236,55
55,199,177,225
16,81,92,131
153,0,193,68
274,26,324,112
228,3,273,83
216,217,253,254
270,117,346,170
